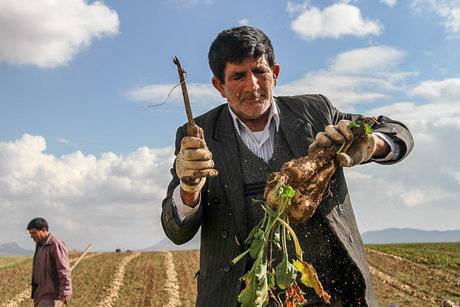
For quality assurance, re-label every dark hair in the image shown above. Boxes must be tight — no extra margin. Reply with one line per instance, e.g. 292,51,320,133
208,26,275,83
27,217,49,231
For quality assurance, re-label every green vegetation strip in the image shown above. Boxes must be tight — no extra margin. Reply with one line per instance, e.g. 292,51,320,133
365,242,460,267
0,256,32,271
366,242,460,305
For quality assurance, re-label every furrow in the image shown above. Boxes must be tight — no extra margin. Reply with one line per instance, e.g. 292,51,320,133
96,252,140,307
163,251,181,307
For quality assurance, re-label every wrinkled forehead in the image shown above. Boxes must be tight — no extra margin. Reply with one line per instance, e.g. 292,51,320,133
224,55,271,74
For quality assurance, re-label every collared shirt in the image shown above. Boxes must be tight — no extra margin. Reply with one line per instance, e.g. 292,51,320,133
227,100,280,162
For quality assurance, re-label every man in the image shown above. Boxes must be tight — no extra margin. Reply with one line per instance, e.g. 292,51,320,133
27,217,72,307
161,26,413,306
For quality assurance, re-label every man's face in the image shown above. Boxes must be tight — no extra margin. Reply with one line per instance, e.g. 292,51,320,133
212,55,280,123
29,228,47,243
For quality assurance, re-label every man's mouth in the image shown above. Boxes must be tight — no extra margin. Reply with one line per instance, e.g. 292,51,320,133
242,92,263,102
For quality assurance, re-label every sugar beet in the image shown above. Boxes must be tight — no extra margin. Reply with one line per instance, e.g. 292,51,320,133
264,120,373,223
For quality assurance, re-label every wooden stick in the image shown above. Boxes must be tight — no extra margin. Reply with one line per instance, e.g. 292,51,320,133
70,243,93,271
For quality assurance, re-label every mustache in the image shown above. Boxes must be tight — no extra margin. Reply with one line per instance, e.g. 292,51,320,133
240,91,265,100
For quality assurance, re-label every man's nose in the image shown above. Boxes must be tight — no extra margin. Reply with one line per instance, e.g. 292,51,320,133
243,73,259,92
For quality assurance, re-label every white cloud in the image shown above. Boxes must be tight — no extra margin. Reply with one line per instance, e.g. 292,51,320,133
380,0,398,7
0,0,119,68
238,19,250,25
408,78,460,102
169,0,213,8
276,71,390,109
331,46,405,74
289,3,383,40
0,134,174,251
287,1,309,15
410,0,460,37
275,46,415,109
365,78,460,131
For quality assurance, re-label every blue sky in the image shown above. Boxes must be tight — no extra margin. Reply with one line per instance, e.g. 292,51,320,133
1,0,460,252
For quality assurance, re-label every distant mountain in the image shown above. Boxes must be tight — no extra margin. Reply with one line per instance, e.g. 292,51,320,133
139,234,200,252
361,228,460,244
5,228,454,255
0,242,34,256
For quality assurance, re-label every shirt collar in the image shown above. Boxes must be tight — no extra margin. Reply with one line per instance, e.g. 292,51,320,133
228,98,280,134
37,234,50,247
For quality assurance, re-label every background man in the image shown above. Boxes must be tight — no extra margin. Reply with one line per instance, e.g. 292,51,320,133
27,217,72,307
161,26,413,306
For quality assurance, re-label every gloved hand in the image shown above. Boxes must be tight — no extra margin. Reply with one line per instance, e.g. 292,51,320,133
314,119,376,167
176,134,217,193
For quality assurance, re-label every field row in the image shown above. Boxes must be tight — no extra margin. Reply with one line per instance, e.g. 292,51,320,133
0,242,458,306
0,250,199,307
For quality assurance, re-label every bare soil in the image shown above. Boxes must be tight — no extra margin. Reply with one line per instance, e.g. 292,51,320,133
1,244,457,307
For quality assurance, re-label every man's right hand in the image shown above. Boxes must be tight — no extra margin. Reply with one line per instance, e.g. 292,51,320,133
176,136,218,194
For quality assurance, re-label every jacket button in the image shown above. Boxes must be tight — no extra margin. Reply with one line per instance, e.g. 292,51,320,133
220,230,228,239
338,203,344,213
213,197,220,204
349,234,354,244
165,213,171,221
223,266,231,272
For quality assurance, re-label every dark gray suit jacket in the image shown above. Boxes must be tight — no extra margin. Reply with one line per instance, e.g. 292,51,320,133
161,94,414,307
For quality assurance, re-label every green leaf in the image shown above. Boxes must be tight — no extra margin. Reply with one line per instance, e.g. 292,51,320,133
282,185,295,198
268,208,280,218
275,256,298,290
238,261,270,307
363,123,373,134
349,121,360,129
348,120,373,136
231,248,250,265
249,230,266,259
246,216,266,244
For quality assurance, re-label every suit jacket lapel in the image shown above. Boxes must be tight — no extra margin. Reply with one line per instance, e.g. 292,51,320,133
277,98,313,158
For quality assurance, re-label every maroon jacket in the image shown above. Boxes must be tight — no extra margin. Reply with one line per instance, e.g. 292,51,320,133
31,233,72,301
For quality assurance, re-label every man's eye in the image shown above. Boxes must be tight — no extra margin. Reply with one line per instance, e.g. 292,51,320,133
254,69,268,75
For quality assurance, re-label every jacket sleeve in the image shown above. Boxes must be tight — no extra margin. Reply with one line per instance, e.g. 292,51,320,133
277,94,414,164
53,241,72,297
161,125,203,245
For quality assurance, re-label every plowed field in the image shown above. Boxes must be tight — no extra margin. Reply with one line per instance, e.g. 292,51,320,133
0,242,458,306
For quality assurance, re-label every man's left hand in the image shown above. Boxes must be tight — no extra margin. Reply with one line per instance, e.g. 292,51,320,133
314,119,376,167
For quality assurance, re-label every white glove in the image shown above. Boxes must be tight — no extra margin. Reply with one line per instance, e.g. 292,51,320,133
314,119,376,167
176,135,217,193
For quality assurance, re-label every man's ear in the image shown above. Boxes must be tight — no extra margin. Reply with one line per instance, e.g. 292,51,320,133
272,63,280,87
212,76,227,98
